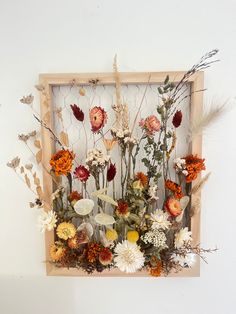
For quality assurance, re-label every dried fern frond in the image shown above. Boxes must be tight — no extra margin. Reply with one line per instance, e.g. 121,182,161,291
187,100,228,142
191,172,211,195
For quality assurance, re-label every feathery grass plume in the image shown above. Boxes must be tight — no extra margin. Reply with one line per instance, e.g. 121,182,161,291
187,100,228,142
191,172,211,195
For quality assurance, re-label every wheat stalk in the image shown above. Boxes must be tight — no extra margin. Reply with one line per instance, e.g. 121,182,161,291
191,172,211,195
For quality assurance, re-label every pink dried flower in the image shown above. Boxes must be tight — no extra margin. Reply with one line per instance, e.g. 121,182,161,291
74,165,90,182
89,106,107,133
139,115,160,135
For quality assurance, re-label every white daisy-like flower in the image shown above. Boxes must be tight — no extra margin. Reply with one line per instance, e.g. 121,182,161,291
38,210,57,233
174,227,192,248
114,240,145,273
171,253,196,267
150,209,171,230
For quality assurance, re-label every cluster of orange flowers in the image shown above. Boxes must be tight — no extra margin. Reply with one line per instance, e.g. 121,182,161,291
165,179,184,199
185,155,205,183
50,149,75,176
86,242,101,263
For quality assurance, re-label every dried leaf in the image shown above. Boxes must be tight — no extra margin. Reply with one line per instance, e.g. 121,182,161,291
79,88,86,96
36,186,44,199
60,131,69,147
43,111,50,124
34,140,41,149
95,193,118,206
36,150,42,164
35,84,45,92
33,172,40,186
24,174,31,188
25,164,33,170
20,166,24,173
7,157,20,169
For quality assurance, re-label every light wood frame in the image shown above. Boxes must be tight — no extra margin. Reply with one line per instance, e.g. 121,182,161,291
39,71,204,277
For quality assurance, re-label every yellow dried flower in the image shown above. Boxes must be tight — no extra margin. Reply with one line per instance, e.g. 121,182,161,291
50,243,66,261
127,230,139,243
105,228,118,241
56,222,76,240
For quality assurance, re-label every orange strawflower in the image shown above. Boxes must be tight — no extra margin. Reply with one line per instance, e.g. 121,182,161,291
149,259,162,277
50,149,75,176
135,172,148,187
116,200,130,218
50,243,66,261
68,191,82,202
86,242,101,263
184,155,205,183
165,180,184,199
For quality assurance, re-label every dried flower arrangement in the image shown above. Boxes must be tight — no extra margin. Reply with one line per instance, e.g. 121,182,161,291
8,51,223,276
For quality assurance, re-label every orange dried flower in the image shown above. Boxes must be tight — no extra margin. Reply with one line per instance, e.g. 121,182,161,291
103,138,117,151
68,191,82,202
86,242,101,263
50,150,74,176
50,243,66,261
184,155,205,183
165,180,184,199
116,200,130,218
150,260,162,277
135,172,148,187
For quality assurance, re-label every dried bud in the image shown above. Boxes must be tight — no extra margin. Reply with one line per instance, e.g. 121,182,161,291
172,110,182,128
107,163,116,182
70,104,84,122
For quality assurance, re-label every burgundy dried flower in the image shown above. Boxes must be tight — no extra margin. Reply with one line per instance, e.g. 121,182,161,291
74,165,90,182
70,104,84,122
107,163,116,182
172,110,182,128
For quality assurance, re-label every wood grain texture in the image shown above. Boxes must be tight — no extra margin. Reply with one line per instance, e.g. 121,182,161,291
39,71,203,277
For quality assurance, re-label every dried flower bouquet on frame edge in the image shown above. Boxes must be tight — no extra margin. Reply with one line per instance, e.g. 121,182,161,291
8,51,221,277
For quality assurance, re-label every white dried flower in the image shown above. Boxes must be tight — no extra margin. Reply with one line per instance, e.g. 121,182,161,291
38,210,57,233
174,227,192,248
148,184,159,200
141,229,168,249
114,240,145,273
171,253,196,267
150,209,171,230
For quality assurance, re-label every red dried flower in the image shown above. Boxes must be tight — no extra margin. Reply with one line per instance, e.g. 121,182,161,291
107,163,116,182
99,247,113,266
172,110,182,128
184,154,205,183
70,104,84,122
89,106,107,133
165,180,184,199
68,191,82,202
116,200,130,218
74,165,90,182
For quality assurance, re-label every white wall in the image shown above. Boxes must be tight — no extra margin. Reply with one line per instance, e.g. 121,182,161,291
0,0,236,313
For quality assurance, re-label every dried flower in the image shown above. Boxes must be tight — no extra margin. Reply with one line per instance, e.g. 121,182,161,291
139,115,160,135
20,94,34,105
148,184,159,200
7,157,20,169
150,209,171,230
50,242,66,261
86,148,110,172
74,165,90,182
105,228,118,241
56,222,76,240
127,230,139,243
70,104,84,121
184,155,206,183
171,252,196,267
174,227,192,248
141,229,168,249
38,210,57,233
89,106,107,132
164,197,182,217
116,200,130,218
99,247,113,265
68,230,89,249
150,259,162,277
74,199,94,216
50,150,74,176
68,191,82,203
103,138,117,151
86,242,101,263
114,240,145,273
107,163,116,182
135,172,148,188
165,180,184,199
172,110,182,128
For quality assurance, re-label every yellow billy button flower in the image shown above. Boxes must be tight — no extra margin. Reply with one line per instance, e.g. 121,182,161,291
105,228,118,241
127,230,139,243
56,222,76,240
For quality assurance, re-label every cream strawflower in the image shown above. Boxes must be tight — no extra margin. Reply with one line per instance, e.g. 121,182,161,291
171,253,196,267
174,227,192,248
114,240,145,273
150,209,171,230
38,210,57,233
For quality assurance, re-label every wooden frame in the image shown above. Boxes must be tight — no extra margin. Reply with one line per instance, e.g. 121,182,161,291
39,71,204,277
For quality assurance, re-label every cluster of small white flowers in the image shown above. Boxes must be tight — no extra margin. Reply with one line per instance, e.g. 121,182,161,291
148,184,159,200
111,127,137,145
171,253,196,268
85,148,110,171
141,229,168,249
174,157,188,176
51,187,65,201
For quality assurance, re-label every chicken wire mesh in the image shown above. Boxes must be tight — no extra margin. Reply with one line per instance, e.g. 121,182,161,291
51,82,190,210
